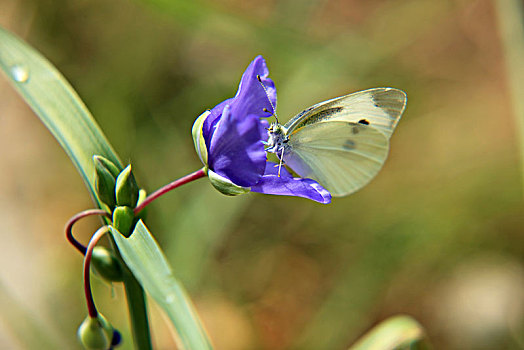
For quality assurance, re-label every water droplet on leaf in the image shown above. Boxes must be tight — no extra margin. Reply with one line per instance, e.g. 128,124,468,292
165,294,175,304
11,64,29,83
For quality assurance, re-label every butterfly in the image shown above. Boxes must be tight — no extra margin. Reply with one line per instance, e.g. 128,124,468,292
265,87,407,197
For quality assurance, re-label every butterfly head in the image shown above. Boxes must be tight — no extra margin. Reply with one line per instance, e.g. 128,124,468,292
265,122,287,153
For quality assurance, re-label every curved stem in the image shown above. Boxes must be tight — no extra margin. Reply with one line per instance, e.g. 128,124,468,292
65,209,111,255
83,226,110,318
134,168,206,215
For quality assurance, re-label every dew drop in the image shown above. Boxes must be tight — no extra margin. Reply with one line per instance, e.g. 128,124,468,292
11,64,29,83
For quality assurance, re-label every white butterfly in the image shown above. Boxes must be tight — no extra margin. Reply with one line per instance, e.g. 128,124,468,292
265,88,407,197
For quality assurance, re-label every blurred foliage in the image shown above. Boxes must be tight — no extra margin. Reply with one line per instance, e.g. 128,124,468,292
0,0,523,349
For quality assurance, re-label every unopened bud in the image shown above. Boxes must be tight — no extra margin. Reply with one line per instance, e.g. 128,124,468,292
94,160,117,209
135,189,148,221
93,155,120,178
91,247,124,282
111,329,122,347
115,165,139,207
112,206,135,237
77,314,113,350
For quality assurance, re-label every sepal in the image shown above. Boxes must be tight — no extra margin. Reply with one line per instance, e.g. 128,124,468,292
192,110,210,165
208,170,250,196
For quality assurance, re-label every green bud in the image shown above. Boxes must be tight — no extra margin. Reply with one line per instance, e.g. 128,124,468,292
91,247,124,282
135,189,148,221
77,314,113,350
112,206,135,237
115,165,139,207
93,155,120,178
192,110,210,165
94,161,117,209
208,170,250,196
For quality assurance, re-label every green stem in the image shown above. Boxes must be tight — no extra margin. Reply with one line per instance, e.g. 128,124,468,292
108,232,152,350
122,273,152,350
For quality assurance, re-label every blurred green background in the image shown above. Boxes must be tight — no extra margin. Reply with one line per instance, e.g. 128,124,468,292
1,0,523,349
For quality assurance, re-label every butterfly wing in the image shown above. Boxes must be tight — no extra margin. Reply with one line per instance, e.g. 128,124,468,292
283,121,389,196
284,88,406,139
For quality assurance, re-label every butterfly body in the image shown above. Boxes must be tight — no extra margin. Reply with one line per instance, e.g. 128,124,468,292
265,87,407,197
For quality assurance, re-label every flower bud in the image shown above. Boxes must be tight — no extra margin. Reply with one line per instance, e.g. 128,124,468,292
94,159,117,209
77,314,113,350
91,247,124,282
192,110,210,165
135,189,148,221
111,329,122,347
93,155,121,178
115,165,139,207
112,206,135,237
208,170,250,196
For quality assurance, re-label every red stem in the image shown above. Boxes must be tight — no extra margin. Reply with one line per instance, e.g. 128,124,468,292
65,209,111,255
134,168,206,215
83,226,110,318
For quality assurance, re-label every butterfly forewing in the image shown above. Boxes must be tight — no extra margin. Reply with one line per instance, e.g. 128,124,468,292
285,88,406,140
284,121,389,196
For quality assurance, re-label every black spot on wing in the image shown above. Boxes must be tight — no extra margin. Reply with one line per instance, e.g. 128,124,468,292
342,139,356,150
294,106,344,129
358,119,369,125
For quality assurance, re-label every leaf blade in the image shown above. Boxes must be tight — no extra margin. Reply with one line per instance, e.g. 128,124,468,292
110,221,213,350
0,26,122,202
348,315,429,350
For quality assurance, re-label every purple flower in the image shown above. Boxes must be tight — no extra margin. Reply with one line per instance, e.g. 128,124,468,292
192,55,331,204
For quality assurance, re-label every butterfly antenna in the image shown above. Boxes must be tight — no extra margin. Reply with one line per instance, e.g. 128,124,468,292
257,75,279,124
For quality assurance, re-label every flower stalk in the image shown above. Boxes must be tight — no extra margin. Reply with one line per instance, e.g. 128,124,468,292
83,226,110,318
133,168,207,215
66,209,111,255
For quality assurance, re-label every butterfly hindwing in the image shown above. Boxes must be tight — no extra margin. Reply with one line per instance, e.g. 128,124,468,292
285,88,406,140
283,121,390,196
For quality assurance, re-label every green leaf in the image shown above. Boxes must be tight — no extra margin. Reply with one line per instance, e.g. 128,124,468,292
0,26,151,348
0,26,122,205
348,315,429,350
495,0,524,190
110,221,213,350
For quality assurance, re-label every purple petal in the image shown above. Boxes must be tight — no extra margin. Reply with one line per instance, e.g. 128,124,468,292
202,98,232,148
251,162,332,204
203,56,276,148
229,55,276,119
208,106,268,187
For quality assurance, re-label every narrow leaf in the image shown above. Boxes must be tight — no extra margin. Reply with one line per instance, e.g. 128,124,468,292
0,26,151,347
0,26,122,203
348,315,429,350
110,221,213,349
495,0,524,191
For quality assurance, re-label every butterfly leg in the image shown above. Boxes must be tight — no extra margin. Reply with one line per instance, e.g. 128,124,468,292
278,147,285,177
